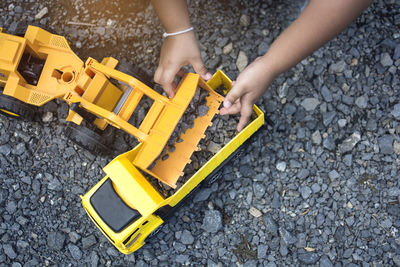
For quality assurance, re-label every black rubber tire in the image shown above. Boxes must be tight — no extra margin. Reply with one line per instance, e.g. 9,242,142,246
65,124,109,155
0,94,36,120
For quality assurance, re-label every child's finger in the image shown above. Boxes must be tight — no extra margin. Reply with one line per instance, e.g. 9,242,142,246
224,82,245,109
219,100,241,115
237,102,253,132
192,58,212,80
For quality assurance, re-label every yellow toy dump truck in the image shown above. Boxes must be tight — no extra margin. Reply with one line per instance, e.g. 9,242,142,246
81,71,265,254
0,26,265,254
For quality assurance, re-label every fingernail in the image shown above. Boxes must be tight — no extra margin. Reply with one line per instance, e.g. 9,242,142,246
223,100,232,108
204,72,212,80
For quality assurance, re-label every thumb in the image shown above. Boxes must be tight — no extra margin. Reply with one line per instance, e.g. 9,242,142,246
191,58,212,80
223,82,244,109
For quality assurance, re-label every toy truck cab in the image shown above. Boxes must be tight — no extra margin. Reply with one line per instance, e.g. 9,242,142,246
81,70,265,254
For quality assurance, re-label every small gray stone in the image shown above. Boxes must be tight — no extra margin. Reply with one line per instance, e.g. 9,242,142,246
338,119,347,128
198,105,209,117
0,144,11,156
3,244,17,259
48,178,62,191
378,135,394,154
272,191,281,209
176,255,189,264
339,132,361,153
380,218,392,228
47,231,65,251
68,244,82,260
253,183,266,198
279,227,297,245
393,254,400,266
311,183,321,193
298,252,319,264
297,169,310,179
82,235,97,249
355,95,368,109
180,230,194,245
323,111,336,126
263,215,278,236
329,60,346,73
392,103,400,118
328,170,340,180
193,188,212,203
380,52,393,67
202,210,222,233
323,136,336,151
319,255,333,267
276,161,287,172
343,154,353,167
257,244,268,259
301,98,320,111
300,186,312,199
6,201,17,214
311,130,322,145
90,251,99,267
42,111,53,122
321,85,332,102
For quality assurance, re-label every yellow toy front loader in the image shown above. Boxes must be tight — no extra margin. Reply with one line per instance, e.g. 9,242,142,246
0,25,224,187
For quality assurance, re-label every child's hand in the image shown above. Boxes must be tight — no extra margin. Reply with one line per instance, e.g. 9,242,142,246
220,56,275,132
154,31,212,98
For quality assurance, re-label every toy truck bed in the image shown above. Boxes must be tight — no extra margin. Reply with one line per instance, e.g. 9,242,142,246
81,70,265,254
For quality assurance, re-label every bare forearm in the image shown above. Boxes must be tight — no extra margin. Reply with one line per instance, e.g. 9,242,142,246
151,0,191,32
262,0,373,77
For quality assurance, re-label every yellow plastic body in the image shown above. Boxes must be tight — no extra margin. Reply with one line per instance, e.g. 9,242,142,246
1,26,224,188
0,25,84,106
81,70,265,254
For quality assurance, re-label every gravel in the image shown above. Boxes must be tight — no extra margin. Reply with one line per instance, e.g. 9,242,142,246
1,0,399,266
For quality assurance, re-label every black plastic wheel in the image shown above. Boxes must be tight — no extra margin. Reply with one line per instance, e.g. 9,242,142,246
65,124,109,155
0,94,36,120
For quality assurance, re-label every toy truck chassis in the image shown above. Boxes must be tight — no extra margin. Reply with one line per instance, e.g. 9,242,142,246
81,70,265,254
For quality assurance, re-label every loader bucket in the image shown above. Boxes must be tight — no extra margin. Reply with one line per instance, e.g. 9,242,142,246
146,78,224,188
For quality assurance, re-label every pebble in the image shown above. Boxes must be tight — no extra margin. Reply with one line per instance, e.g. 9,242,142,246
236,51,248,72
239,14,251,27
223,43,233,54
35,7,48,20
263,215,278,236
42,112,53,122
298,252,319,264
321,85,333,102
180,230,194,245
47,231,65,251
329,60,346,73
3,244,17,259
355,95,368,109
68,244,82,260
380,52,393,67
339,132,361,153
301,98,320,111
276,161,286,172
300,186,312,199
392,103,400,118
202,210,222,233
378,135,394,154
338,119,347,128
311,130,321,145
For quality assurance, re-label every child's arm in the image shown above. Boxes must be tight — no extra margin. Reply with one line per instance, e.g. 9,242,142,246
151,0,211,98
220,0,373,131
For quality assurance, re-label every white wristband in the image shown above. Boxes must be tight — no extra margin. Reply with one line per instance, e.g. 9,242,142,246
163,27,194,38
